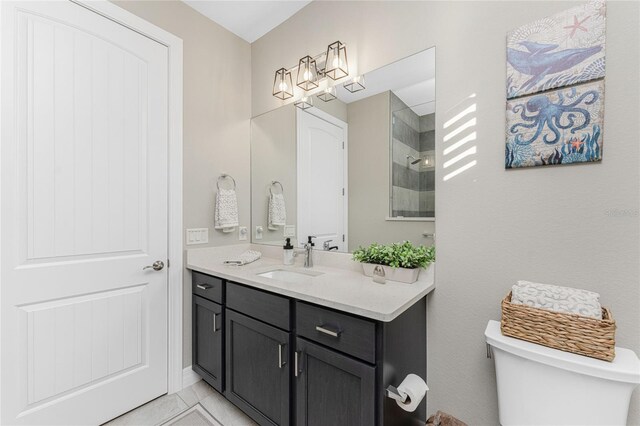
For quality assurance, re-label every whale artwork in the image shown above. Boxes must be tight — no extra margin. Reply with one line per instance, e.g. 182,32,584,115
506,1,606,99
505,0,606,169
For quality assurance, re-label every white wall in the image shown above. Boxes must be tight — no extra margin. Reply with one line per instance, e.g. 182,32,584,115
252,1,640,423
113,0,252,368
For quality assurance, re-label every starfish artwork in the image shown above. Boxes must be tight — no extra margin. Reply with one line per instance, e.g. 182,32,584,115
564,15,590,38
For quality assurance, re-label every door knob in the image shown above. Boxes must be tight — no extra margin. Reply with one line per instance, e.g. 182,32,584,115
143,260,165,271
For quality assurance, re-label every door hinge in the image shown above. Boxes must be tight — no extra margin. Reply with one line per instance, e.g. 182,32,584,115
167,258,170,268
342,141,344,149
342,234,345,242
342,188,345,196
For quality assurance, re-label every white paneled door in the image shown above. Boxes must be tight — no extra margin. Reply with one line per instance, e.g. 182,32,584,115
1,1,170,424
297,110,348,252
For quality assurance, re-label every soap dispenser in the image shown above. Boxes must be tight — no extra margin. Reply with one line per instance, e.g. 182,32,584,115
283,238,294,265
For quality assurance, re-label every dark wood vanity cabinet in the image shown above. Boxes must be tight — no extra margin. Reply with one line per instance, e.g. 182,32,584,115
225,309,290,426
191,271,426,426
192,271,225,392
295,337,375,426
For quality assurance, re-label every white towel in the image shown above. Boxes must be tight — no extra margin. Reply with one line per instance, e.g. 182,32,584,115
214,188,238,233
268,192,287,230
223,250,262,266
511,280,602,319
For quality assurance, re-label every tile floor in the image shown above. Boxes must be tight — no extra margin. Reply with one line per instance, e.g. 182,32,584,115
104,380,256,426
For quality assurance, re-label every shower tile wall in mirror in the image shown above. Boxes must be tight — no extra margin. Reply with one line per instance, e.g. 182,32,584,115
251,47,436,253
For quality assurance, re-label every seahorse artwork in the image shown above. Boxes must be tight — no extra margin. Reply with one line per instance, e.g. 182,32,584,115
506,1,606,99
505,0,606,169
505,80,604,168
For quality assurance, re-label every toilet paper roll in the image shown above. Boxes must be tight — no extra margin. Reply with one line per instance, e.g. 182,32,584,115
395,374,429,412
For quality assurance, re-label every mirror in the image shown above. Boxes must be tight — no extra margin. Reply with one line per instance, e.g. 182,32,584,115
251,47,436,252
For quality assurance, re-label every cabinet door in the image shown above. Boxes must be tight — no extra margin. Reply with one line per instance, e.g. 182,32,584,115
225,310,290,426
192,295,224,392
296,338,375,426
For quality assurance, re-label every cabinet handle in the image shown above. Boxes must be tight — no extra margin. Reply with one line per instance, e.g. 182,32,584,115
212,313,218,332
315,324,342,338
197,284,212,290
294,351,301,377
278,343,286,369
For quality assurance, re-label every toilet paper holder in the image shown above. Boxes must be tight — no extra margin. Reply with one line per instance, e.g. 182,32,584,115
386,385,409,403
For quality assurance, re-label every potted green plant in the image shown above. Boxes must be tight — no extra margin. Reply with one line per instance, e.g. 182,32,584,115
352,241,435,283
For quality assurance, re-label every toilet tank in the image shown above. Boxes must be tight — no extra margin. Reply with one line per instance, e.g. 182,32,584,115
485,321,640,426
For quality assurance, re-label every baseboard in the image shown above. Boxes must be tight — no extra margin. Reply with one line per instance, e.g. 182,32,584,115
182,366,202,389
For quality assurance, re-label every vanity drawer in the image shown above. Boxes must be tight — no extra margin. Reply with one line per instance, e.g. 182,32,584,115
192,271,224,304
226,282,290,331
296,302,376,364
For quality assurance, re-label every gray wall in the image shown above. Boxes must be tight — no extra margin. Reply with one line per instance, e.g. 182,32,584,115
252,1,640,424
112,0,252,368
251,104,297,245
348,92,436,249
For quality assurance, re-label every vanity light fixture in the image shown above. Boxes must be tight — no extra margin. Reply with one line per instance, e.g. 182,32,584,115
317,85,337,102
343,74,365,93
324,41,349,80
297,56,319,91
294,95,313,110
272,68,294,100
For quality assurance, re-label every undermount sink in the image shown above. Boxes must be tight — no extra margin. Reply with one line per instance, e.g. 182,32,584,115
256,268,323,284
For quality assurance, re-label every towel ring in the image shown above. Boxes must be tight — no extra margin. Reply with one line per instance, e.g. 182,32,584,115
269,180,284,195
217,174,236,190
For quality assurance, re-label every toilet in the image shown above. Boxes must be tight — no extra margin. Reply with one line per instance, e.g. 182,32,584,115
485,320,640,426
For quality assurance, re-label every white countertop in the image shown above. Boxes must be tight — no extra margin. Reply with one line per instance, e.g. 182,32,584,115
186,244,435,322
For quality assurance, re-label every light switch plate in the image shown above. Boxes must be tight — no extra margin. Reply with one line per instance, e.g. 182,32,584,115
186,228,209,245
255,226,263,240
239,226,248,241
283,225,295,238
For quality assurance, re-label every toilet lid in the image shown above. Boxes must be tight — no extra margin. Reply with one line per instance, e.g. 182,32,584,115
485,320,640,384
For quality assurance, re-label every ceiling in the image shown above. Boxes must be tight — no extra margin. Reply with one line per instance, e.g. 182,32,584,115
182,1,312,43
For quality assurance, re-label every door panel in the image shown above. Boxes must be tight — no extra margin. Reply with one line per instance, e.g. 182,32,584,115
225,310,290,426
297,110,347,251
296,338,375,426
1,1,169,424
193,295,224,392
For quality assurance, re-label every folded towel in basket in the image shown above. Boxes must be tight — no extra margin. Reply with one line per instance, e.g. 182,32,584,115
268,192,287,230
426,411,467,426
511,280,602,319
223,250,262,266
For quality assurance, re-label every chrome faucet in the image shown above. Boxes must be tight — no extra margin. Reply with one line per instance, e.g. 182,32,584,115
323,240,339,251
301,236,316,268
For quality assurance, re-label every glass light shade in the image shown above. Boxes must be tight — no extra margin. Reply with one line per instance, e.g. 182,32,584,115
296,56,319,91
317,86,337,102
294,95,313,110
324,41,349,80
272,68,294,100
343,75,365,93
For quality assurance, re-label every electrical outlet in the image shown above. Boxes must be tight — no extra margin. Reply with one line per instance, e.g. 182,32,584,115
186,228,209,245
255,226,263,240
283,225,295,238
239,226,248,241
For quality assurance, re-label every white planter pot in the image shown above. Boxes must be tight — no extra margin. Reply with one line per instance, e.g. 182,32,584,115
360,263,421,284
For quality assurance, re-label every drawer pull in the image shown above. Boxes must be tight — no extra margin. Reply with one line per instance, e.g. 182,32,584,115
196,284,212,290
315,324,342,338
278,343,286,369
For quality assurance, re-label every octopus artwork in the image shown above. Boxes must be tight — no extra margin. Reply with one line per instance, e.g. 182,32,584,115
505,80,604,168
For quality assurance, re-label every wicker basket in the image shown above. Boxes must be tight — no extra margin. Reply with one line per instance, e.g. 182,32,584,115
501,291,616,361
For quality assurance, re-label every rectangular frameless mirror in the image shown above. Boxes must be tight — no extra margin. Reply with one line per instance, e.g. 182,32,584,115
251,47,436,253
